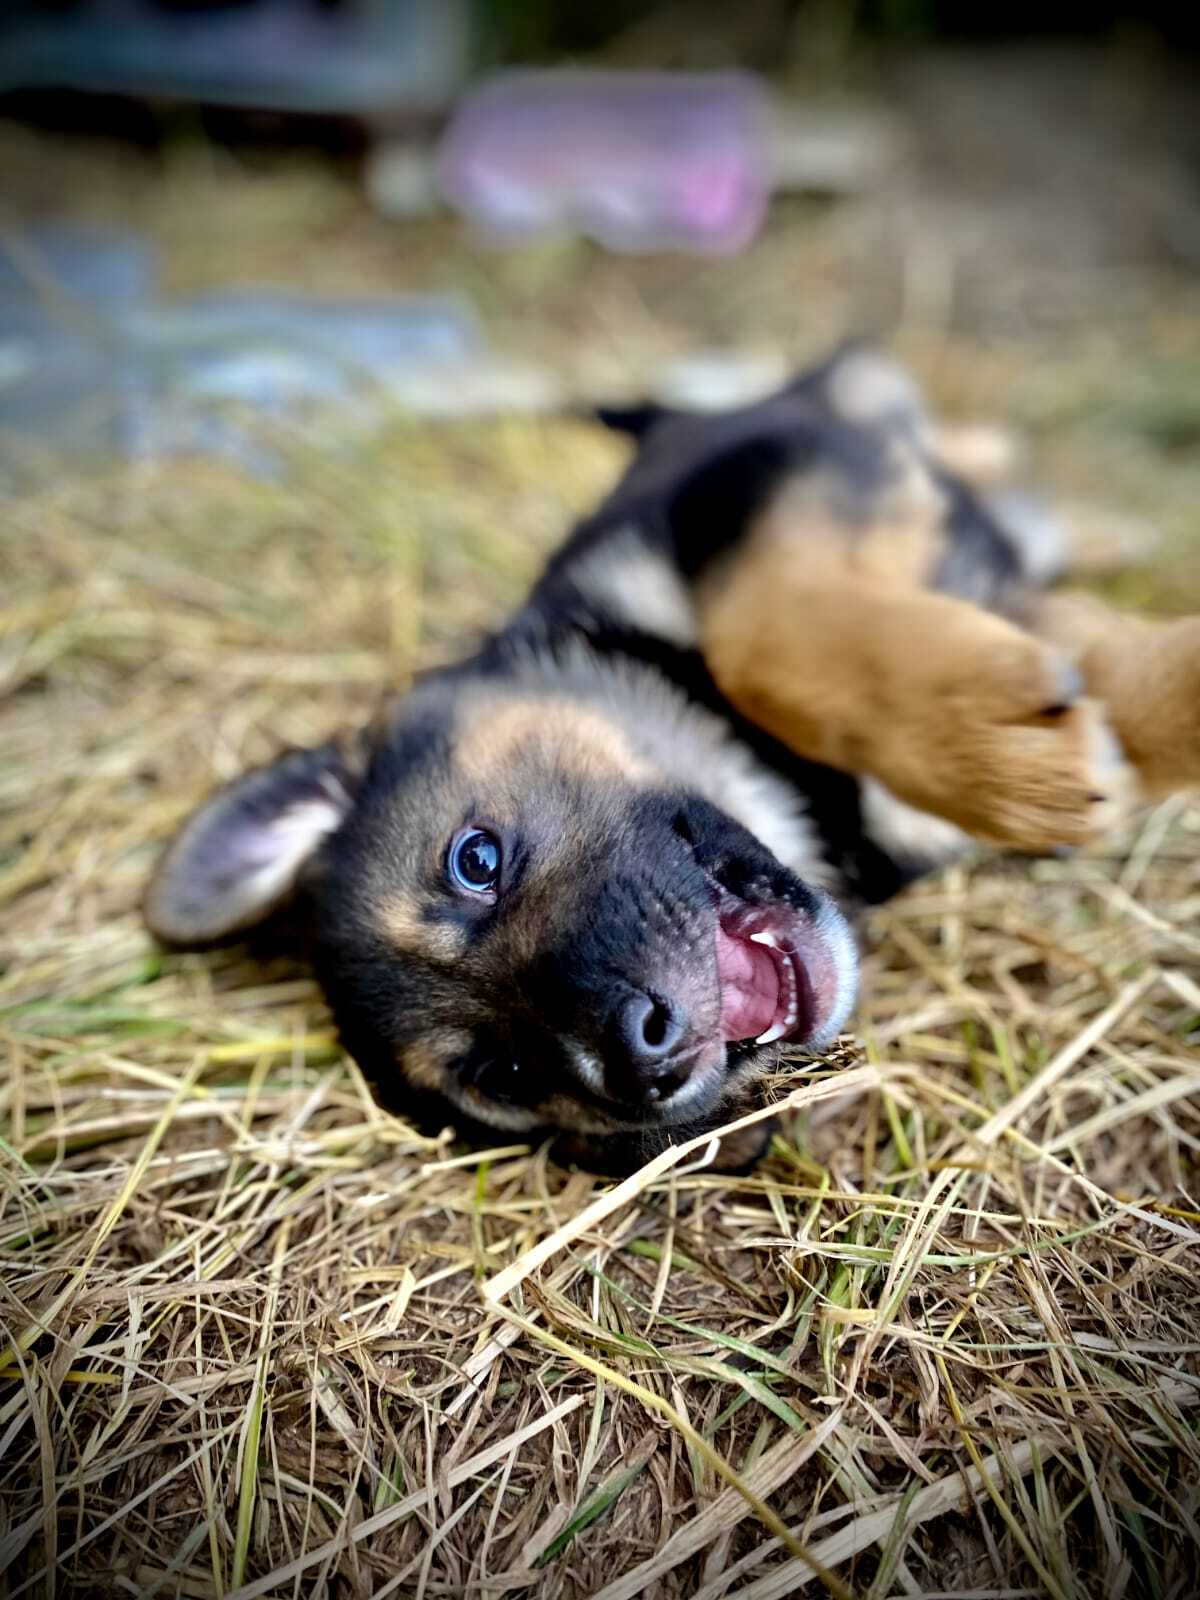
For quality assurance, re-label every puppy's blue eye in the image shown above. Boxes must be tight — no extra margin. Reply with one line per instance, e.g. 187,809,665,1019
447,828,502,895
475,1058,525,1102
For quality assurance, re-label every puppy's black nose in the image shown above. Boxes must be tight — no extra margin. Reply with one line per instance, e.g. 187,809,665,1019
610,991,689,1101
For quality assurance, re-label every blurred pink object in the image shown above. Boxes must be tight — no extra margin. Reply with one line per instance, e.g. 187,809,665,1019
436,71,771,255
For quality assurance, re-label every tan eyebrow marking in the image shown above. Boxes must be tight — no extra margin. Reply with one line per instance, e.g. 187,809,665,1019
400,1031,472,1095
378,892,468,962
453,695,655,787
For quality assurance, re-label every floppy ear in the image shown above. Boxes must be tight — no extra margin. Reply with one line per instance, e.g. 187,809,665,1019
144,743,358,945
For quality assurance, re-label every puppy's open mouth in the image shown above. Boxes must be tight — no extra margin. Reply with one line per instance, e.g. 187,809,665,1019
713,889,857,1051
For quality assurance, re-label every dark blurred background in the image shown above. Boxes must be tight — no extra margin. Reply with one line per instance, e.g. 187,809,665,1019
0,0,1197,599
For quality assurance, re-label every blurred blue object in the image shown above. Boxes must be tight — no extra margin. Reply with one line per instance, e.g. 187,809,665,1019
0,225,158,453
0,222,157,316
0,224,486,467
0,0,471,115
123,291,481,398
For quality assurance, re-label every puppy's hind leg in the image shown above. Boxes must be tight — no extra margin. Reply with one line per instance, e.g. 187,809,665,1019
1031,593,1200,798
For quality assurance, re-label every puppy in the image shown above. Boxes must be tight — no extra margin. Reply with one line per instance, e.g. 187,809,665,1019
145,350,1200,1171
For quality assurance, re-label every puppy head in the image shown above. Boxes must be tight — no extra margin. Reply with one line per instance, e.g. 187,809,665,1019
146,670,857,1155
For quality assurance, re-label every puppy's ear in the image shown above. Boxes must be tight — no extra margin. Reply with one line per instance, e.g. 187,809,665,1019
144,742,359,945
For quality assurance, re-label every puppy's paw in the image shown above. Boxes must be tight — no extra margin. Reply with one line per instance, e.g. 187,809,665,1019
892,634,1135,851
962,695,1133,851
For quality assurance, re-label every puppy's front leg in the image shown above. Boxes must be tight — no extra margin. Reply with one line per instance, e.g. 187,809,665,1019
699,566,1131,852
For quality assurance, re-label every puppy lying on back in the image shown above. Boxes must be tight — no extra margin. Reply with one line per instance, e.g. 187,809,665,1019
146,350,1200,1171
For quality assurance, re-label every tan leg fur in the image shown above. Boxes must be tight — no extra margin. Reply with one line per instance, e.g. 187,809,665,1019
696,479,1136,850
1031,593,1200,796
702,571,1132,850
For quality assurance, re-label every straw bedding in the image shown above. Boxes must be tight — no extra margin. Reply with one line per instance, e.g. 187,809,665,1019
3,110,1200,1600
3,406,1198,1599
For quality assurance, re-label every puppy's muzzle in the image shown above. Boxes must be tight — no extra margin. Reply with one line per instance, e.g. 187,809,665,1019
605,988,695,1106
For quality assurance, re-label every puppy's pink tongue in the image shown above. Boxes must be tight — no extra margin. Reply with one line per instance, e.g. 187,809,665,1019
715,925,779,1042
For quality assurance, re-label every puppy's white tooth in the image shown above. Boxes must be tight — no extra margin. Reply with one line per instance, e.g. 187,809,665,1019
750,930,779,948
755,1017,790,1044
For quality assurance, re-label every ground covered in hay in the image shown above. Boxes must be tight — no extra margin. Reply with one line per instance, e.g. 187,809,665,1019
4,48,1200,1600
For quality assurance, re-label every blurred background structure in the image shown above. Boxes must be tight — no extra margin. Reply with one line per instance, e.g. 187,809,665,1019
3,8,1200,1600
1,0,1198,496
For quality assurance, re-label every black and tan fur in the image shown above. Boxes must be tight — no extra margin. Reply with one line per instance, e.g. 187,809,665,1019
145,349,1200,1172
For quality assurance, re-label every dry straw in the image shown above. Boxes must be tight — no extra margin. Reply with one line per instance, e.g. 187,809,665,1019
2,409,1199,1600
